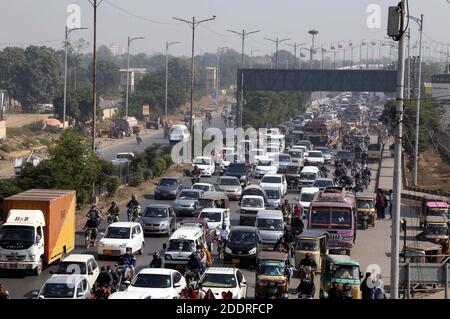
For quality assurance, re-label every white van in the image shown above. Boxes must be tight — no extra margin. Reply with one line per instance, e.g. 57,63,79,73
298,187,320,219
255,210,284,250
169,125,190,145
163,226,205,271
299,166,320,187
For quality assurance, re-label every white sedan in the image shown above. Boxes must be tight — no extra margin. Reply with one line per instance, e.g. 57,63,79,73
254,158,278,178
305,150,324,165
259,174,288,196
198,208,230,231
125,268,187,299
198,267,247,299
191,183,216,192
97,222,145,259
192,156,215,176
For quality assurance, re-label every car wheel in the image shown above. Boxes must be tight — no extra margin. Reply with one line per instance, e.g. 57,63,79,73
167,226,172,237
154,194,159,200
139,243,145,255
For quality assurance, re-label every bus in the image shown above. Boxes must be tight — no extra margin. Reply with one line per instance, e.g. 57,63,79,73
308,187,356,255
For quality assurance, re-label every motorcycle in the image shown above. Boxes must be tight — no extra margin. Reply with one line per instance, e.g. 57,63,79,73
136,137,143,145
84,227,98,250
117,264,135,284
127,205,142,222
191,175,200,185
107,214,119,224
216,238,226,260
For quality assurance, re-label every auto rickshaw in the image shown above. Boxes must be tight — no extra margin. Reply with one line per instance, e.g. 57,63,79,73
355,192,376,229
197,192,230,211
286,163,302,191
320,254,362,299
400,241,443,263
419,201,449,228
294,230,329,270
255,251,292,299
417,215,449,253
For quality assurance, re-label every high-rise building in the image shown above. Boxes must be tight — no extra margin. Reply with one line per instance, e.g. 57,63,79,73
109,44,125,56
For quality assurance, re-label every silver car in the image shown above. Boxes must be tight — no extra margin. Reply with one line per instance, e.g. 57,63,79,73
174,189,204,216
140,204,176,236
216,176,242,200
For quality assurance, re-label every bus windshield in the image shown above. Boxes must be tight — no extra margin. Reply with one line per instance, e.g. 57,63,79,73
310,208,352,229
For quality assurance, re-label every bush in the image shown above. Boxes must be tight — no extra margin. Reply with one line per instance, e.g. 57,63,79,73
143,168,153,182
162,154,173,168
129,166,144,187
22,137,36,148
106,176,120,197
152,158,166,177
0,144,11,153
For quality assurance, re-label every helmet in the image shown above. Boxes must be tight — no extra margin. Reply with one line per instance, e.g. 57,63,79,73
132,195,137,200
100,266,106,272
222,224,226,230
305,253,312,258
111,201,116,205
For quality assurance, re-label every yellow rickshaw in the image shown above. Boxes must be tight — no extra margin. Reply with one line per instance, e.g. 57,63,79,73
294,230,329,271
355,192,376,230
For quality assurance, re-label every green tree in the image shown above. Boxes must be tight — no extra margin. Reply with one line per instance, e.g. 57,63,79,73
53,88,100,125
89,59,120,95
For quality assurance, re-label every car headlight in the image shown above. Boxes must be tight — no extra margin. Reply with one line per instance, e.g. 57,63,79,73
240,176,246,181
225,247,232,254
249,247,257,254
165,254,172,260
119,243,128,248
28,253,36,260
160,222,168,228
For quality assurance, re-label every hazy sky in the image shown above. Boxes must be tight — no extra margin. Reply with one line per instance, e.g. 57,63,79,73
1,0,450,58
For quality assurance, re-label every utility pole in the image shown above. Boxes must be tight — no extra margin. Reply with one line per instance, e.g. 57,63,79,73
406,29,411,99
215,46,228,107
173,15,216,161
390,0,407,299
264,36,290,69
165,41,180,122
125,36,145,118
366,41,370,69
349,42,354,68
308,30,319,69
286,42,306,69
88,0,103,151
228,29,260,128
321,47,327,69
360,41,366,69
410,14,424,187
63,26,87,130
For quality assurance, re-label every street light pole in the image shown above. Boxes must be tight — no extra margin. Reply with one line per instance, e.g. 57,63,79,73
215,46,228,107
264,37,290,69
173,15,216,161
406,29,411,99
286,42,306,69
165,41,180,122
410,14,424,187
308,30,319,69
63,26,87,129
391,0,407,300
125,36,145,118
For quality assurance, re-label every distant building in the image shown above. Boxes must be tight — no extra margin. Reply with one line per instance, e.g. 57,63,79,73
119,68,147,93
109,44,125,56
99,99,121,120
429,74,450,130
205,67,217,94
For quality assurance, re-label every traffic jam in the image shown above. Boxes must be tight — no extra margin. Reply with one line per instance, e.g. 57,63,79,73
0,92,392,300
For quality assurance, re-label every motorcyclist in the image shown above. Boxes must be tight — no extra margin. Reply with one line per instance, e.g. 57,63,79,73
106,265,120,292
191,165,201,184
299,253,318,269
96,266,113,289
293,202,302,217
296,274,316,298
291,215,304,235
85,204,102,229
136,129,142,144
126,195,141,221
362,166,372,182
186,252,203,281
149,251,163,268
327,282,344,300
107,201,120,223
119,247,136,281
91,284,111,299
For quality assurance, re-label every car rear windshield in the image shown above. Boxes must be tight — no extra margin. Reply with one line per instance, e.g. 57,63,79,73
192,184,210,192
132,274,171,288
257,160,273,167
242,198,263,208
179,191,200,199
266,189,281,199
300,173,316,180
58,262,87,275
229,231,256,245
300,193,316,202
143,207,168,218
41,283,75,298
308,152,323,158
167,239,195,252
159,179,178,187
199,211,222,222
261,176,281,184
219,178,240,186
200,273,236,288
257,218,283,231
104,227,131,239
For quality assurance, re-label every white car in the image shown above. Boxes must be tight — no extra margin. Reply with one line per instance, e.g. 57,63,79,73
98,222,145,259
191,183,216,192
125,268,187,299
198,267,247,299
254,158,278,178
305,150,324,165
192,156,215,176
109,291,153,299
54,254,99,287
198,208,230,231
169,125,190,145
248,148,266,165
291,145,309,157
111,152,135,166
298,187,320,218
34,275,91,299
259,174,287,196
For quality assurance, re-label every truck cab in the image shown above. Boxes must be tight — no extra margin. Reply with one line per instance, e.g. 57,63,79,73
0,210,46,275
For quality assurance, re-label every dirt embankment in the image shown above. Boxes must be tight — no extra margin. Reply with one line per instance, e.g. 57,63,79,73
411,147,450,192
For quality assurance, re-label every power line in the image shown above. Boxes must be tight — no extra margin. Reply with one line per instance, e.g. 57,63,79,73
0,39,62,46
103,0,181,25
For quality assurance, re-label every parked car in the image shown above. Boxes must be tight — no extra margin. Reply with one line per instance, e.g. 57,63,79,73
53,254,99,287
198,267,247,299
259,174,287,196
224,226,259,267
124,268,187,299
140,204,176,236
34,275,91,299
154,177,183,200
216,176,242,200
97,222,145,259
173,189,204,216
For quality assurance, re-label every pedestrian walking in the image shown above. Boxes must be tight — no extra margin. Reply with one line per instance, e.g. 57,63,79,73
375,190,386,220
388,190,393,219
360,272,374,299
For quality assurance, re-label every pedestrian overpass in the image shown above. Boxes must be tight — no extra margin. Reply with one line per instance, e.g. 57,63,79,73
235,68,398,124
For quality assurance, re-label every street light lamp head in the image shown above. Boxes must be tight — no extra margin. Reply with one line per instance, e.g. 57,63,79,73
308,29,319,36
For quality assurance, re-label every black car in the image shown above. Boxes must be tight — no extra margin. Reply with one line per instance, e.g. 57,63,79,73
224,163,251,186
335,150,354,166
154,177,183,200
224,226,259,267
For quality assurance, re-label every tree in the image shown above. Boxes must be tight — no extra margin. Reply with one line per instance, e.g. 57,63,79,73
89,59,120,95
53,87,100,125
